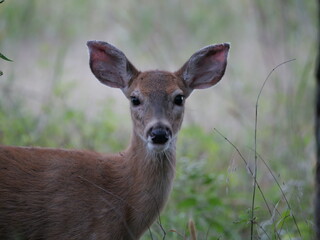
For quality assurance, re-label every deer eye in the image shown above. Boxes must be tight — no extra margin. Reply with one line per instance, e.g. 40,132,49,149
173,94,184,106
130,96,141,106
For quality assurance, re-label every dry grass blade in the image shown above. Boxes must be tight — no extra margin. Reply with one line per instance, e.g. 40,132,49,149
188,219,197,240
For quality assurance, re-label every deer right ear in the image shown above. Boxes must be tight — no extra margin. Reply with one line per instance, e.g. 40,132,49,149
175,43,230,96
87,41,139,89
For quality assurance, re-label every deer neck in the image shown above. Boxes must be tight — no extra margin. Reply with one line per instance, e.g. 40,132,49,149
121,131,176,236
125,131,176,181
123,130,177,205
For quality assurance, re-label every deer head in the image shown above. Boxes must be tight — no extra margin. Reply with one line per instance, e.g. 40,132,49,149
87,41,229,153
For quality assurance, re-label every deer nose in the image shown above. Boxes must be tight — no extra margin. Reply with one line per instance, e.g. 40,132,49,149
149,127,171,145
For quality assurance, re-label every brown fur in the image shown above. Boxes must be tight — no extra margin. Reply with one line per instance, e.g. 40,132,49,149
0,141,174,239
0,41,229,239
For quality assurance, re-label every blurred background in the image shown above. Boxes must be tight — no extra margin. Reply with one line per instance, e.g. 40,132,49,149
0,0,316,239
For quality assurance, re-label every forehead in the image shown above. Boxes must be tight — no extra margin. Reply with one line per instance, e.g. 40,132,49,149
130,71,184,94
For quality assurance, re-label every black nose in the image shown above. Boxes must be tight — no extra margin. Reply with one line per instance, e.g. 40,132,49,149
150,127,170,144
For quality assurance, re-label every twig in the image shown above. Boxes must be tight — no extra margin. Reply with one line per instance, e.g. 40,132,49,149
252,149,301,237
169,229,185,239
213,128,272,216
213,130,282,240
251,59,296,240
257,222,272,240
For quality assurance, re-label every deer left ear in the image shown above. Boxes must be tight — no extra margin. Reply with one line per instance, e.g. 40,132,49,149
87,41,139,89
175,43,230,94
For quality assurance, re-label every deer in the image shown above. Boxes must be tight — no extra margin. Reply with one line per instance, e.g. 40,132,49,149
0,40,229,239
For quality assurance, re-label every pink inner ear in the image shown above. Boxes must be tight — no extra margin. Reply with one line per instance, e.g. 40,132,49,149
90,46,111,64
202,47,228,74
87,41,118,66
211,48,227,63
211,50,226,62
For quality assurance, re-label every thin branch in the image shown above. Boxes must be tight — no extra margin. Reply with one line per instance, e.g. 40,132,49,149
213,128,272,216
213,129,283,239
257,222,272,240
251,149,301,237
143,189,167,239
252,58,296,240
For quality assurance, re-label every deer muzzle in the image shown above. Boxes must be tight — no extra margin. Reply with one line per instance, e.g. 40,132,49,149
146,124,172,152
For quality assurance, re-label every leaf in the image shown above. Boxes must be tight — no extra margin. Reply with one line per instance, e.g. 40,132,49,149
208,197,222,206
0,52,13,62
276,209,291,229
178,197,197,209
0,71,3,76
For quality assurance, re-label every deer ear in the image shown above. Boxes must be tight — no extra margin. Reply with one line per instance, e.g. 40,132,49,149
87,41,139,89
175,43,230,94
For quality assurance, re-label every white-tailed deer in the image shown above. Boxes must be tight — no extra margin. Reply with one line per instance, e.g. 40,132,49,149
0,41,229,239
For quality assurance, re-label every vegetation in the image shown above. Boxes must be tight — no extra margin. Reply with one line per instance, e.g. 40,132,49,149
0,0,316,239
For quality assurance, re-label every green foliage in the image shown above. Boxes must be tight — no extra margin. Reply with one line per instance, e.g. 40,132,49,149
0,52,12,62
0,51,13,76
0,80,127,152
